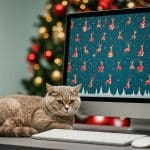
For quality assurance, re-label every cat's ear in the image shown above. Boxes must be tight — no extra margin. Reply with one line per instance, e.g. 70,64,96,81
72,84,82,94
46,83,54,93
46,83,60,96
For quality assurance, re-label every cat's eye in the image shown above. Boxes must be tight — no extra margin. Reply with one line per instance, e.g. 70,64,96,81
57,100,63,104
70,100,75,104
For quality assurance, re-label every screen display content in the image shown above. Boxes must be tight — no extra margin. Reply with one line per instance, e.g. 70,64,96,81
65,8,150,99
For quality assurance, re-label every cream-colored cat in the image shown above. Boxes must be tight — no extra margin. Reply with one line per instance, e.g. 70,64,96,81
0,84,81,137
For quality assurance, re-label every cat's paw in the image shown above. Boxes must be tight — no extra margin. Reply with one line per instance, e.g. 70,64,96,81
23,127,38,137
14,127,38,137
51,123,73,130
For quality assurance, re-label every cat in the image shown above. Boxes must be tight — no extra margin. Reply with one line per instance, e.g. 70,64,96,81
0,83,82,137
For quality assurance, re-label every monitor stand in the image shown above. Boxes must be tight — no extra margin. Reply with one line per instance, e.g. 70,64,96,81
130,118,150,133
74,118,150,134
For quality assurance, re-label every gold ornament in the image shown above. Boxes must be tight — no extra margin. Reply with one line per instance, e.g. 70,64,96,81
58,31,65,40
43,33,49,39
54,58,62,65
34,76,43,86
33,64,40,70
52,22,65,44
57,26,63,32
83,0,88,3
45,14,52,22
127,1,135,8
80,4,86,10
52,26,57,32
51,70,62,81
39,26,47,34
56,21,62,27
53,31,65,44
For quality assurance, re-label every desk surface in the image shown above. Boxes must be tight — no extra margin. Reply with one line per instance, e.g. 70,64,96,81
0,124,150,150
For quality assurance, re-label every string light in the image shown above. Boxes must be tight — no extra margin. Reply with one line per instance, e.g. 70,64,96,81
62,0,68,6
45,14,52,22
52,21,65,44
80,4,86,10
43,33,49,39
58,31,65,40
83,0,89,4
39,26,47,34
56,21,62,27
52,26,57,32
57,27,63,32
33,64,40,70
54,58,62,65
127,1,135,8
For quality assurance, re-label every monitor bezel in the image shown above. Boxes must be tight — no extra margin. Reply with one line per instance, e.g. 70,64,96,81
63,7,150,103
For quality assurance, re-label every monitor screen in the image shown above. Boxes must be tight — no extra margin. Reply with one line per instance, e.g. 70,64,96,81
63,8,150,101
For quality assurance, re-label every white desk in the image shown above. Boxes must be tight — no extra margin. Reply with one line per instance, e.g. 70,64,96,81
0,124,150,150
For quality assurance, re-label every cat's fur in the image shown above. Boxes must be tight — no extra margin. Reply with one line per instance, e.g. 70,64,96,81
0,84,81,137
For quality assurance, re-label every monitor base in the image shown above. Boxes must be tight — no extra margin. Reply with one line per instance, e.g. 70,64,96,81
130,118,150,132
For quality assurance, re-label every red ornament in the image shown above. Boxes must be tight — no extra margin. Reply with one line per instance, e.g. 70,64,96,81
111,5,118,10
43,50,53,60
98,0,113,9
86,116,111,125
110,118,130,127
31,43,40,53
27,53,36,63
53,3,66,16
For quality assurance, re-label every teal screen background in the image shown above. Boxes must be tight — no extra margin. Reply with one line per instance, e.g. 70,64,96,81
66,12,150,98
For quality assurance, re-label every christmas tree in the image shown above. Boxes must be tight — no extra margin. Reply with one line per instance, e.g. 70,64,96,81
22,0,150,96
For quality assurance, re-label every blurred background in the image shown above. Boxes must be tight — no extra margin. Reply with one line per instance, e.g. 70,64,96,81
0,0,150,127
0,0,45,95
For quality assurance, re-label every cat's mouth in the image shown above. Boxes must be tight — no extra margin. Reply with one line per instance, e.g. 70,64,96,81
51,106,73,116
58,110,75,116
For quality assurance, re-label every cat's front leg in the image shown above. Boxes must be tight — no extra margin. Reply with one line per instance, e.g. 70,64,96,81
0,117,37,137
32,109,54,132
51,122,73,130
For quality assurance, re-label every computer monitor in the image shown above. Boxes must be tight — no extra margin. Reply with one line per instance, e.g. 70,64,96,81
63,7,150,131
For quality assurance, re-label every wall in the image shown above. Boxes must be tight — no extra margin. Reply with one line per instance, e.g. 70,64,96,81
0,0,45,95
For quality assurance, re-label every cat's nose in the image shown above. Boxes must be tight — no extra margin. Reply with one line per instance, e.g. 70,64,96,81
65,105,70,111
66,107,69,111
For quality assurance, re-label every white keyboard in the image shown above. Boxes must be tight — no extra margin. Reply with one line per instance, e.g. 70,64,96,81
31,129,147,146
